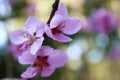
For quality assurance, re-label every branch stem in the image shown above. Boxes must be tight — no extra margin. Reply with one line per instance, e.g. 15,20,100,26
47,0,60,24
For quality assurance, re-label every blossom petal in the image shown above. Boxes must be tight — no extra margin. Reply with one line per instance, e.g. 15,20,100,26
36,23,48,37
46,28,56,40
48,49,68,68
55,3,68,17
24,16,41,35
41,67,55,77
9,30,29,45
46,28,72,42
50,14,65,29
54,33,72,42
61,17,82,35
18,50,36,65
37,46,53,56
21,67,38,78
9,44,21,60
30,37,44,55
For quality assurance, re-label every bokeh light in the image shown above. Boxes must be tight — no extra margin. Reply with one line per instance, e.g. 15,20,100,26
95,33,109,48
0,21,8,48
87,48,104,63
0,0,12,18
66,38,88,60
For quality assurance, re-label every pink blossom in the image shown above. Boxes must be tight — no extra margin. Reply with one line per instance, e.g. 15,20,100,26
18,46,68,78
46,3,82,42
86,8,116,33
9,16,48,55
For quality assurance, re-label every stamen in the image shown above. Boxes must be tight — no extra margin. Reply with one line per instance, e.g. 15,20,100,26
32,56,49,71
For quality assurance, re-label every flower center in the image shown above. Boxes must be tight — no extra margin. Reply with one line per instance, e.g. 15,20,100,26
33,56,49,71
29,32,39,45
51,27,61,34
51,22,65,34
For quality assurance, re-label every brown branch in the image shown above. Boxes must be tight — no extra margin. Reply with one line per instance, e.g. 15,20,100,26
47,0,60,24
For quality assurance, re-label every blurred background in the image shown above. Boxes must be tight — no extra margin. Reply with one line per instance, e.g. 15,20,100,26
0,0,120,80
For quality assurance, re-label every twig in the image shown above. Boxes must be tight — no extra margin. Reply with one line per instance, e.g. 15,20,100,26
47,0,60,24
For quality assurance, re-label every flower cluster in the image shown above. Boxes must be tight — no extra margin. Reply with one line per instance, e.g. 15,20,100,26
86,8,116,33
9,3,82,78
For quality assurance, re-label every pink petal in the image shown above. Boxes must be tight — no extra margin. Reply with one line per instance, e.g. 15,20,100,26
48,50,68,68
50,14,65,29
46,28,56,40
55,3,68,17
9,44,21,60
36,24,48,37
54,33,72,42
41,67,55,77
61,17,82,35
37,46,53,56
21,67,38,78
19,42,29,52
18,50,36,65
30,37,44,55
46,27,72,42
9,30,29,45
24,16,41,35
